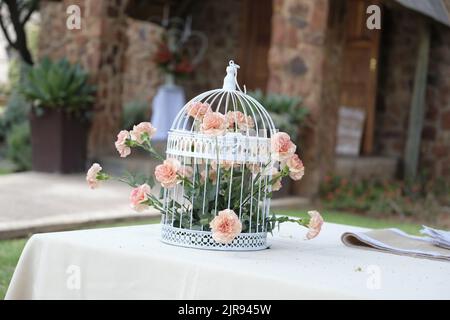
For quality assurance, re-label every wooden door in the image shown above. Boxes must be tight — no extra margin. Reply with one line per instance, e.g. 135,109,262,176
339,0,381,155
238,0,272,91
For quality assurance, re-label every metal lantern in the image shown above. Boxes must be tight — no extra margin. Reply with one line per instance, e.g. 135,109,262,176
160,60,279,251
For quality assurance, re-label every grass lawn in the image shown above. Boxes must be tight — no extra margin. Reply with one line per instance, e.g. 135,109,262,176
0,211,423,299
0,167,14,175
277,210,422,235
0,238,27,300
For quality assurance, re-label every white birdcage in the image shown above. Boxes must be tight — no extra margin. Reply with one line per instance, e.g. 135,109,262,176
160,60,279,251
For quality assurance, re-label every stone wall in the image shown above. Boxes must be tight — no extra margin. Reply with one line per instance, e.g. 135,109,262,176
121,0,242,109
178,0,242,99
320,0,346,183
375,5,450,180
121,19,163,115
39,0,129,158
37,0,450,183
120,0,241,119
267,0,332,196
375,7,421,159
39,0,241,157
421,23,450,179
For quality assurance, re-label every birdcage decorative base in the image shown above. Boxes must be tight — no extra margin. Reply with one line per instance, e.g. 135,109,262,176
161,224,269,251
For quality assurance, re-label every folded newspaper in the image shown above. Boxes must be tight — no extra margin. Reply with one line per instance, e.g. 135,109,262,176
420,225,450,250
341,227,450,261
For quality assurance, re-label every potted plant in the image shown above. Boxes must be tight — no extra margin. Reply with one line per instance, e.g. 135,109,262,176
20,57,96,173
248,90,309,142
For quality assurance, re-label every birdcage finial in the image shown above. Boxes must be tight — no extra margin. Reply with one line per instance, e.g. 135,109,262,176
222,60,242,91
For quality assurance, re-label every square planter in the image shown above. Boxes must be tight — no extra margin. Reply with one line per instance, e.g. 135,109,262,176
30,110,89,173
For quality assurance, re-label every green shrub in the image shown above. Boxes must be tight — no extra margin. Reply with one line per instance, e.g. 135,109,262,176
0,91,30,142
319,175,448,222
6,122,31,171
0,91,32,171
248,89,309,141
122,100,149,130
20,57,96,119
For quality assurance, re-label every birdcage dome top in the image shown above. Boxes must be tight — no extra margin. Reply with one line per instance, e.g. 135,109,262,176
167,60,277,164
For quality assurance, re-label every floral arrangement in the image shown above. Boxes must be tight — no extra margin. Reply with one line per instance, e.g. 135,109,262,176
153,36,194,78
87,103,324,244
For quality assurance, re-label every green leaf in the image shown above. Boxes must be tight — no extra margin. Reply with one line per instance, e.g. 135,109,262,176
19,57,96,119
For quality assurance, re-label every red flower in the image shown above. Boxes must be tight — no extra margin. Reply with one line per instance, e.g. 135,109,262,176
154,43,172,64
175,58,193,74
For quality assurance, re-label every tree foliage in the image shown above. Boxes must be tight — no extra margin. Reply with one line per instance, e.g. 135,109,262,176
0,0,39,65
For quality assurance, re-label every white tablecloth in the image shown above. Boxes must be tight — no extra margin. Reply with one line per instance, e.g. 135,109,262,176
151,85,185,141
5,222,450,300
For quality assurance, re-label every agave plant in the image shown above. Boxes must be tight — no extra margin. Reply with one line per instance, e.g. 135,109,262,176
20,57,96,118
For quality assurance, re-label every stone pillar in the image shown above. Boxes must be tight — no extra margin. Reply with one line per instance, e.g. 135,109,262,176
122,19,163,111
39,0,129,158
87,0,129,157
267,0,338,196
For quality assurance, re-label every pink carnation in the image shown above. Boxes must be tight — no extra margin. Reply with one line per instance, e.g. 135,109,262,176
86,163,102,189
201,167,217,184
306,210,324,240
211,160,236,171
115,130,131,158
200,112,227,136
178,165,193,179
130,122,157,144
246,163,261,175
286,154,305,181
271,132,296,161
129,183,151,212
155,158,181,188
226,111,254,130
187,102,212,120
210,209,242,244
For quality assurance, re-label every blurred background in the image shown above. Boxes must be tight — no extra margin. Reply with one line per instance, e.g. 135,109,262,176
0,1,449,294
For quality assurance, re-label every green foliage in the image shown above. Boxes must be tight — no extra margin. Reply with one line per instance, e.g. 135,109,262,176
164,163,280,233
6,58,20,94
5,19,40,93
0,238,27,299
20,57,96,118
115,138,292,234
266,213,308,234
248,89,309,141
276,209,423,235
122,100,149,130
121,170,155,189
6,121,31,171
319,175,449,222
0,91,32,171
0,91,30,141
25,20,40,60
